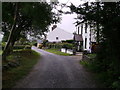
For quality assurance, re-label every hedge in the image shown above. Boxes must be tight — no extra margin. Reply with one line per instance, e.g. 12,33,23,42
2,45,31,50
47,43,74,49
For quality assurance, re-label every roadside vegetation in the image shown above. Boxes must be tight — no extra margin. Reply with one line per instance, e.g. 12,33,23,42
0,50,2,55
44,48,71,56
71,2,120,88
2,49,40,88
80,53,120,88
37,40,74,56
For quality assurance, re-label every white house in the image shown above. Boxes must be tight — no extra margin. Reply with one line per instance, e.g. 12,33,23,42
75,22,96,53
47,27,74,42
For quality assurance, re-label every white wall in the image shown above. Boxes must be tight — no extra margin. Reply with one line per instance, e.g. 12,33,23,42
47,27,74,42
76,23,96,52
61,48,73,54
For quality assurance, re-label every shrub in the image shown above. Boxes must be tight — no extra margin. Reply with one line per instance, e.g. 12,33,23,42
46,42,74,50
2,45,31,50
61,40,74,43
24,45,31,49
65,40,74,43
62,43,73,49
112,81,120,88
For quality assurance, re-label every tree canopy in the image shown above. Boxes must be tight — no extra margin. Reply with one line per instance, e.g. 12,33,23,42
70,2,120,88
2,2,60,61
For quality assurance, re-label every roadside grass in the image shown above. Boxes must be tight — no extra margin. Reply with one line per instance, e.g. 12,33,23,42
80,54,115,88
44,48,71,56
80,60,106,88
2,49,40,88
87,53,96,58
0,50,2,55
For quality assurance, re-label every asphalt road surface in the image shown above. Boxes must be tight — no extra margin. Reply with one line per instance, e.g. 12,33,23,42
14,46,97,88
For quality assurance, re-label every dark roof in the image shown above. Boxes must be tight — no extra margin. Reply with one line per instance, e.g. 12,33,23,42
74,34,83,41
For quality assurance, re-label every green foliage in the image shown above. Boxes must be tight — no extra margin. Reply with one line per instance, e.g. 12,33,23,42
87,54,96,59
112,81,120,88
0,50,2,55
62,40,74,43
2,42,6,46
15,38,31,45
42,40,48,47
62,43,73,49
2,2,60,60
2,45,31,50
71,2,120,88
47,43,62,49
47,42,74,49
2,49,40,88
44,48,71,56
2,2,56,35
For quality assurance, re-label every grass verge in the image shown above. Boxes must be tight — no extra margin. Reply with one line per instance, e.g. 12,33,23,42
0,50,2,55
87,53,96,58
80,56,119,88
44,48,71,56
2,49,40,88
80,60,106,88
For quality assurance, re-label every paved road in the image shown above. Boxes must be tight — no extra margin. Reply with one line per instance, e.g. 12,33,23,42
14,46,97,88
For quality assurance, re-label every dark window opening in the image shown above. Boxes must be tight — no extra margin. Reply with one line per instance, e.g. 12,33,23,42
56,37,58,40
85,23,87,33
81,24,83,34
85,38,87,49
78,26,79,34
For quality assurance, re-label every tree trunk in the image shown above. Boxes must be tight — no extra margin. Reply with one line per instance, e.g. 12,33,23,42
2,3,18,61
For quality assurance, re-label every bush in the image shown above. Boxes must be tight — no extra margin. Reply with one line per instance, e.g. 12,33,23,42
62,43,73,49
47,43,62,49
2,45,31,50
47,42,74,50
33,43,37,46
65,40,74,43
61,40,74,43
24,45,31,49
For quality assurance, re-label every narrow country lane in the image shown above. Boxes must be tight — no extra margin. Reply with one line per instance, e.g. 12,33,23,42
14,46,97,88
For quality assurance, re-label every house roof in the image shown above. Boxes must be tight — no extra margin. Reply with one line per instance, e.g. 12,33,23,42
47,27,74,42
74,34,83,41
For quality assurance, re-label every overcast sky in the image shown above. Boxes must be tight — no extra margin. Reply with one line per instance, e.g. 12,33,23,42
48,0,96,34
49,0,86,34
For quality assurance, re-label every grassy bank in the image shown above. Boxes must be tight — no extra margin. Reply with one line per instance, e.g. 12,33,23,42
44,48,71,56
87,53,96,58
80,54,119,88
80,59,105,88
0,50,2,55
2,49,40,88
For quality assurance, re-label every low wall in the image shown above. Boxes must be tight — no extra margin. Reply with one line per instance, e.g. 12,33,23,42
61,48,73,54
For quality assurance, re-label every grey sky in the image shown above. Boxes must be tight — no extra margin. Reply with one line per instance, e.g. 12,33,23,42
49,0,96,34
51,0,85,34
57,13,77,34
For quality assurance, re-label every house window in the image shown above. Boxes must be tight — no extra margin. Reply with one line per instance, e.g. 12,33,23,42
85,23,87,33
56,37,58,40
78,26,80,34
85,38,87,49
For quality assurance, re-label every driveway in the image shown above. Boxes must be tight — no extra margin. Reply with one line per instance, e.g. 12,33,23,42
14,46,97,88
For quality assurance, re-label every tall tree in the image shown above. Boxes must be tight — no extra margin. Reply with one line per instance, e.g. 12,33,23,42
70,2,120,87
2,2,59,61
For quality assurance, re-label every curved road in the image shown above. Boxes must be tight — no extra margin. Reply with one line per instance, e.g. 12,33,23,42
14,46,97,88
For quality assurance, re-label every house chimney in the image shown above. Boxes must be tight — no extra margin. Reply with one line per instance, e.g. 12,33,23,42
52,25,57,31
